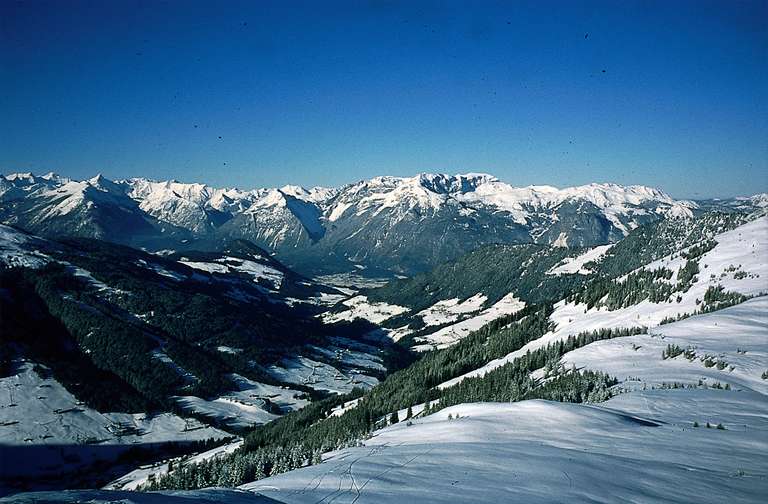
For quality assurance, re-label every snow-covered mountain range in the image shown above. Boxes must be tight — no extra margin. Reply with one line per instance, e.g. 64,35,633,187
3,171,752,275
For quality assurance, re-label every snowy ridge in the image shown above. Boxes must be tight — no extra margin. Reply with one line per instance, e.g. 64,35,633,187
323,173,694,228
562,297,768,394
440,216,768,389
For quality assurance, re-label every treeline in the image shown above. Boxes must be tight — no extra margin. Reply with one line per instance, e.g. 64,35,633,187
569,253,709,311
437,326,644,409
0,260,312,413
54,237,329,367
0,265,156,412
0,236,407,414
658,285,749,325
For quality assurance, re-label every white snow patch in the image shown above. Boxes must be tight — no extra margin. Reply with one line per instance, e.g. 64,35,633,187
416,293,488,327
547,244,613,275
413,293,525,351
322,295,409,325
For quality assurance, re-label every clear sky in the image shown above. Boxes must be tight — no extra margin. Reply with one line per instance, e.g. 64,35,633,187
1,0,766,198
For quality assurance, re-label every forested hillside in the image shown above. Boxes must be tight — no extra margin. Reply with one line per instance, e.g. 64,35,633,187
0,228,407,427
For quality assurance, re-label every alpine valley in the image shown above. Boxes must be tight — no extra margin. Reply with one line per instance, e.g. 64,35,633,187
1,172,767,503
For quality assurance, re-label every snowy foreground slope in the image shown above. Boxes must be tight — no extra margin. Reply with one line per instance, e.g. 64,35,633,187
5,294,767,503
0,489,279,503
236,298,768,504
240,393,767,504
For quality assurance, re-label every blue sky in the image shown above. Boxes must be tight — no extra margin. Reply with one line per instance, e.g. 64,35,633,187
1,0,766,198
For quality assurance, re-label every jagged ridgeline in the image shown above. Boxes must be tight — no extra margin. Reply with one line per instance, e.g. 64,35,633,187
5,172,758,277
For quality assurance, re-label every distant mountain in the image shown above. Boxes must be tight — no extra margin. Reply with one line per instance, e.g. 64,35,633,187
694,193,768,214
4,171,762,276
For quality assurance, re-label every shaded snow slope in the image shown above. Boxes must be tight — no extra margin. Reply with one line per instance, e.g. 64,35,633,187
0,363,226,450
0,225,51,268
0,362,228,491
105,440,245,491
173,380,309,431
0,488,279,503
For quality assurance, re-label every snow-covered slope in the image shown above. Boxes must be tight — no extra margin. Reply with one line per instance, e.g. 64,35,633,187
440,216,768,389
2,193,766,503
561,297,768,394
105,440,246,491
9,288,767,503
547,244,613,275
0,225,51,268
0,363,227,451
10,384,767,504
0,489,277,503
409,294,525,351
241,391,767,503
232,269,767,503
322,295,409,325
0,361,229,491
